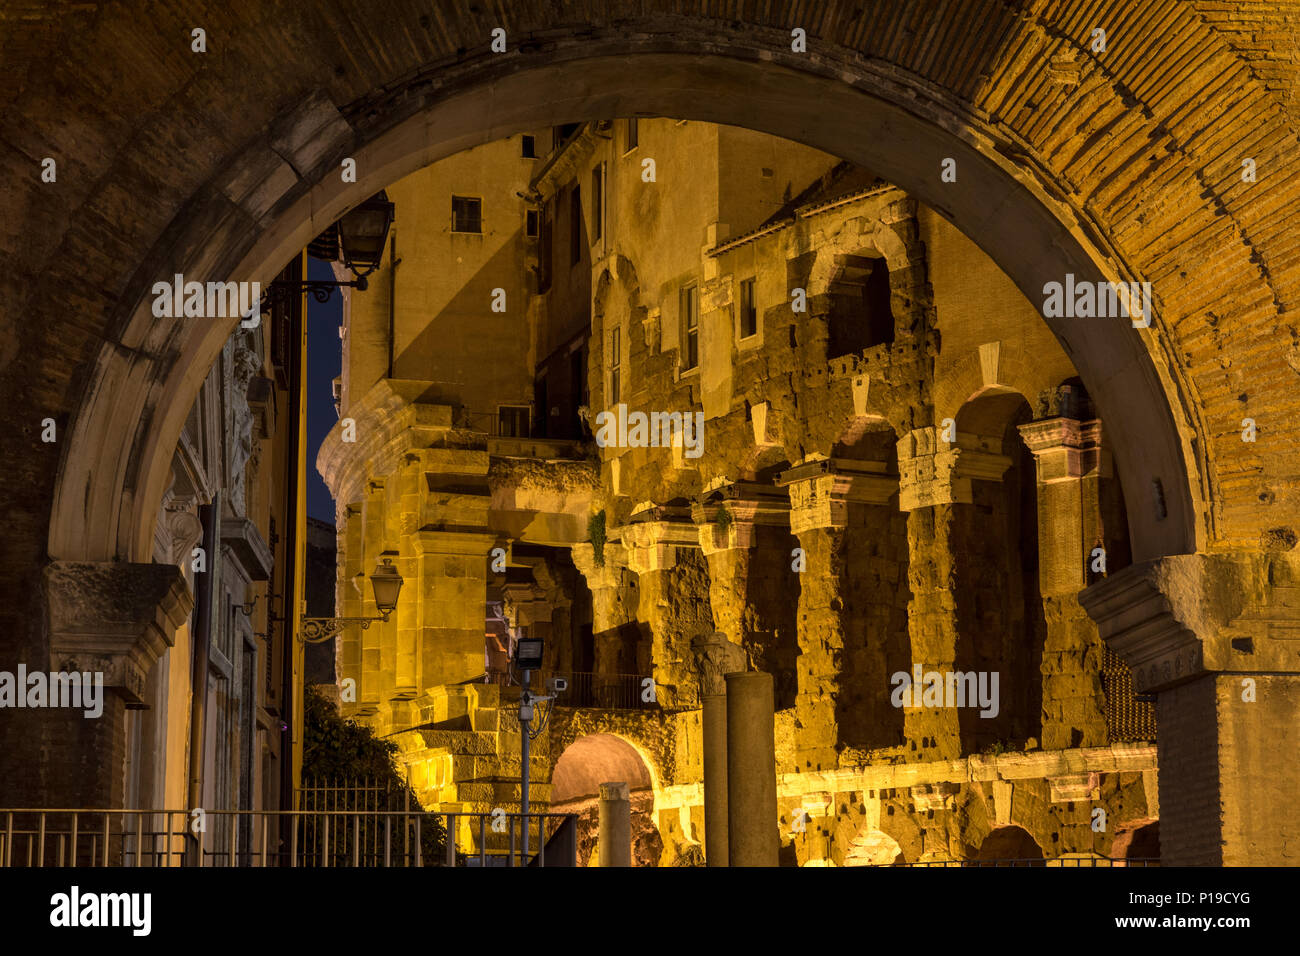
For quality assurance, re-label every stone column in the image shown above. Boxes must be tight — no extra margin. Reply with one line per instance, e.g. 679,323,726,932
598,781,632,867
897,426,1011,760
622,510,713,710
1080,552,1300,865
691,630,748,866
40,561,194,808
726,670,778,866
693,482,797,710
1019,416,1109,749
779,458,901,770
571,541,638,679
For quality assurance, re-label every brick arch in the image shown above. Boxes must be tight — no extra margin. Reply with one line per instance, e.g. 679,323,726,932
6,5,1292,644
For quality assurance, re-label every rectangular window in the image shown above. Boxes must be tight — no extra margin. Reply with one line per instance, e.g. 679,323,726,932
526,209,539,238
451,195,481,234
739,277,757,339
498,405,531,438
609,327,621,406
626,118,638,152
682,284,699,371
570,184,582,266
521,134,536,158
591,164,604,242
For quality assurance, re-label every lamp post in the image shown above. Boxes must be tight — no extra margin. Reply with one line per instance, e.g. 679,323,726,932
514,636,546,861
299,557,404,643
258,192,396,313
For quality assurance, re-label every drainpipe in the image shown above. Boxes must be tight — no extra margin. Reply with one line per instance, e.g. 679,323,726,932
281,257,308,819
188,492,222,812
387,233,401,379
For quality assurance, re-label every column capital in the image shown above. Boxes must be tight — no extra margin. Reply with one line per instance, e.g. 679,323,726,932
1017,417,1107,482
570,541,629,589
1080,552,1300,693
897,427,1011,510
691,480,791,553
776,457,898,533
690,629,750,697
618,506,699,573
43,561,194,706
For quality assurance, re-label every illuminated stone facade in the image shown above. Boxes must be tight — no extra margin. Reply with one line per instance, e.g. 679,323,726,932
319,121,1170,865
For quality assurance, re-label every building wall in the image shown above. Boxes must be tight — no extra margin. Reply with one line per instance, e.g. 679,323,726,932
321,122,1163,866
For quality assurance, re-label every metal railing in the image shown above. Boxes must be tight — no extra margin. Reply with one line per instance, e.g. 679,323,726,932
902,857,1159,867
490,670,653,710
0,808,577,868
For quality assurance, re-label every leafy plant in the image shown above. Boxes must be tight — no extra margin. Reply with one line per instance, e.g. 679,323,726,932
714,505,734,538
588,509,607,567
302,686,446,863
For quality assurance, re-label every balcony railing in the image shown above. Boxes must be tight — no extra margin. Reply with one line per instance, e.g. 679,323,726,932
0,808,576,868
489,670,654,710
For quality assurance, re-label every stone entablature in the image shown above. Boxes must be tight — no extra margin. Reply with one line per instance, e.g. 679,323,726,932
768,743,1157,798
618,506,700,574
1080,552,1300,693
317,378,459,508
1018,417,1107,482
775,457,898,533
691,480,791,554
896,426,1012,511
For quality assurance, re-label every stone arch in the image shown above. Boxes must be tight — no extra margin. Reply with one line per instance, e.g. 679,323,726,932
27,14,1263,579
806,209,921,359
950,389,1045,752
843,825,905,867
549,731,662,867
975,825,1045,863
1112,820,1161,864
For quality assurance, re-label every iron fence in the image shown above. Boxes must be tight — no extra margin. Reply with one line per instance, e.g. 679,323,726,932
0,808,577,868
490,670,652,710
902,857,1159,867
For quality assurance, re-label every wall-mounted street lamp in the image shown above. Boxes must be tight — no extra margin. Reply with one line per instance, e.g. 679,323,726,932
299,557,404,644
259,191,395,312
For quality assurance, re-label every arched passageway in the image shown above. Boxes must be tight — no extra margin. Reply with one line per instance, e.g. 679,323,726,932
6,4,1296,865
975,826,1045,863
550,733,660,867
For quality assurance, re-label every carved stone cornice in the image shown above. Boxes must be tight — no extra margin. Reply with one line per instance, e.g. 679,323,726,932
618,507,700,573
1018,417,1106,482
691,480,791,553
44,561,194,706
1079,553,1300,693
316,378,459,507
775,457,898,533
896,427,1012,511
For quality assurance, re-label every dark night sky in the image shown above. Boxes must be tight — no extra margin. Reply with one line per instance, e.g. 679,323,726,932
305,256,343,523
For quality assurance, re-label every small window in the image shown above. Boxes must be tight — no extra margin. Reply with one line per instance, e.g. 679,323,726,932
591,164,604,243
682,284,699,371
526,209,539,238
452,196,482,234
498,405,530,437
739,277,757,339
521,134,536,158
625,118,638,152
569,185,583,266
609,327,621,406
